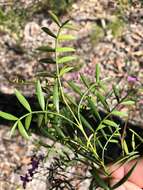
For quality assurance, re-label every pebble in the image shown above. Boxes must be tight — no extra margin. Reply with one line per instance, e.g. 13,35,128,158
24,22,41,41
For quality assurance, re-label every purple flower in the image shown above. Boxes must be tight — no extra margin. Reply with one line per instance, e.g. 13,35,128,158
20,154,45,189
28,168,34,177
31,159,39,169
38,154,44,161
20,174,30,189
127,76,138,82
30,154,44,170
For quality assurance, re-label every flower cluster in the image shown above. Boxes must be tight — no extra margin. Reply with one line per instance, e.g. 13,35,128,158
20,154,44,189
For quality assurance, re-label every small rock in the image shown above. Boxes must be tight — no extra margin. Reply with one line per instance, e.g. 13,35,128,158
24,22,41,41
123,34,134,46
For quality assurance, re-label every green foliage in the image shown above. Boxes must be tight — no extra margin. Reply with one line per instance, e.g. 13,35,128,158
90,14,126,43
118,0,143,6
90,24,105,44
107,17,126,38
0,11,142,189
0,6,27,40
0,111,18,121
47,0,74,15
15,89,32,112
36,80,45,111
0,0,74,41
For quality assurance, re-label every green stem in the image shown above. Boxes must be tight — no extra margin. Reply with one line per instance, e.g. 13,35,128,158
55,27,80,125
18,110,78,127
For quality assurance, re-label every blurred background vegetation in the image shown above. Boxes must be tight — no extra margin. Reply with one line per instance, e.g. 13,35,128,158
0,0,74,41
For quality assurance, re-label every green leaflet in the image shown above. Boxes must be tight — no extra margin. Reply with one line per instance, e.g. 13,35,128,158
53,116,65,138
48,11,61,27
103,119,118,127
18,121,29,140
59,66,73,76
53,80,59,113
10,122,18,137
42,27,56,38
36,80,45,111
58,56,77,64
95,64,100,83
121,100,135,105
80,114,94,133
68,81,82,95
58,34,76,41
87,134,94,148
62,19,70,27
132,133,135,150
96,124,106,131
64,93,77,106
36,46,55,52
38,114,44,127
96,92,110,111
45,103,49,124
109,139,118,143
129,129,143,143
0,111,18,120
113,85,120,102
15,89,31,112
123,139,129,154
112,110,128,117
36,71,55,78
87,97,101,121
62,23,78,31
56,47,75,52
80,74,90,88
39,58,56,64
25,114,32,130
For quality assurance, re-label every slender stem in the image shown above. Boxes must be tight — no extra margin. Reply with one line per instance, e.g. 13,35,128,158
77,83,97,127
18,110,78,127
55,27,80,125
